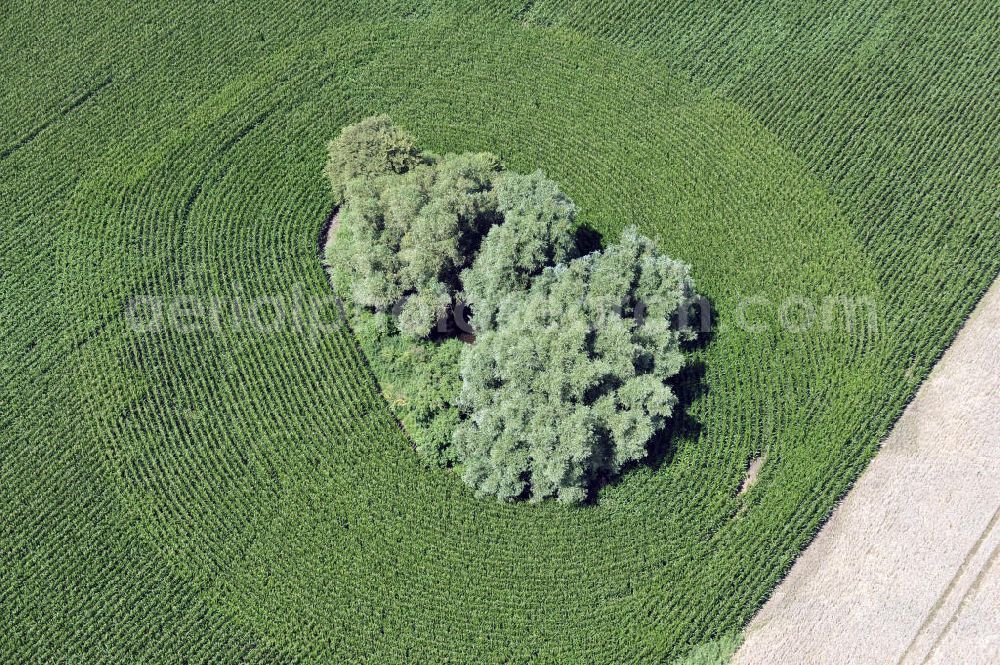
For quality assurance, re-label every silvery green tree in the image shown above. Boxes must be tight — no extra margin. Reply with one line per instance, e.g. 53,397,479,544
453,227,698,503
327,117,586,341
461,170,581,332
326,116,503,337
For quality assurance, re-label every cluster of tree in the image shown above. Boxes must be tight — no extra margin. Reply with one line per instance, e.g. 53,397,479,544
454,229,696,502
325,116,698,503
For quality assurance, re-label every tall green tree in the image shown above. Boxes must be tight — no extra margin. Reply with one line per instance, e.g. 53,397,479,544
327,120,502,337
323,114,424,204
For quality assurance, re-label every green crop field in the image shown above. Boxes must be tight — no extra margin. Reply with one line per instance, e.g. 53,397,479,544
3,1,997,662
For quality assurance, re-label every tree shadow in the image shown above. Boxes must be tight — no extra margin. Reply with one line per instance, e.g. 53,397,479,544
585,301,719,505
677,293,718,353
645,358,709,471
583,359,709,505
574,222,604,256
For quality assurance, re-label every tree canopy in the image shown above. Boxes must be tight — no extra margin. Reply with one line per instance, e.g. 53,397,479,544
452,227,696,503
327,118,510,337
461,170,581,332
323,114,423,204
325,116,699,503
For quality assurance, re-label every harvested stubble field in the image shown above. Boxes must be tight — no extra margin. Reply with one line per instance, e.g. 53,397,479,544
2,1,997,662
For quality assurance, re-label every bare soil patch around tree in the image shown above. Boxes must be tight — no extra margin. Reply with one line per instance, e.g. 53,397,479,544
319,208,340,259
735,277,1000,665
